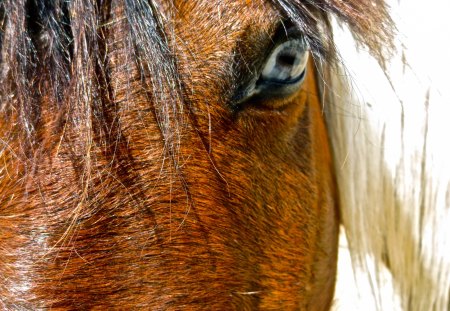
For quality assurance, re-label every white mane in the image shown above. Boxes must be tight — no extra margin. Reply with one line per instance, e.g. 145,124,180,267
330,1,450,310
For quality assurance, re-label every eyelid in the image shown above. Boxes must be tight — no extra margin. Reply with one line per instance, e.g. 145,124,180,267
273,21,306,44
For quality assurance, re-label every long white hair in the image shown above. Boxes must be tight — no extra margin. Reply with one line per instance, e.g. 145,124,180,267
329,0,450,310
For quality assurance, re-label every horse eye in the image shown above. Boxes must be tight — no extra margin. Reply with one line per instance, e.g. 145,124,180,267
231,36,309,107
258,39,309,88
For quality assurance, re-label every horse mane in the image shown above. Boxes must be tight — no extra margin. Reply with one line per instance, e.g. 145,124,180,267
326,1,450,309
0,0,183,161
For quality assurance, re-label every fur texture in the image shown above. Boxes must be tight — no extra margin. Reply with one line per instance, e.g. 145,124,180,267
0,0,394,309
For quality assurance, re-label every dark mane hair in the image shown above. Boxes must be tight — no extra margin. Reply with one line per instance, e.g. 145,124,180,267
0,0,184,156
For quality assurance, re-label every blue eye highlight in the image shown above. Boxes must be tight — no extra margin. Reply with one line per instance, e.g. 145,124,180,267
259,39,309,85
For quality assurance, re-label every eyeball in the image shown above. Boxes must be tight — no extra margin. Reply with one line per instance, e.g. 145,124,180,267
231,36,310,106
260,39,309,85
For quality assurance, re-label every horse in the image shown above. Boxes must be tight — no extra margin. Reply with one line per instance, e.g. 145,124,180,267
1,0,448,310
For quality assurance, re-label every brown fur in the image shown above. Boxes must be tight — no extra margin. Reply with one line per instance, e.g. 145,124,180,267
0,0,393,309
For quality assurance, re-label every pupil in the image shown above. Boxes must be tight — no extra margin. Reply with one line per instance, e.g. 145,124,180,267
277,52,296,67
